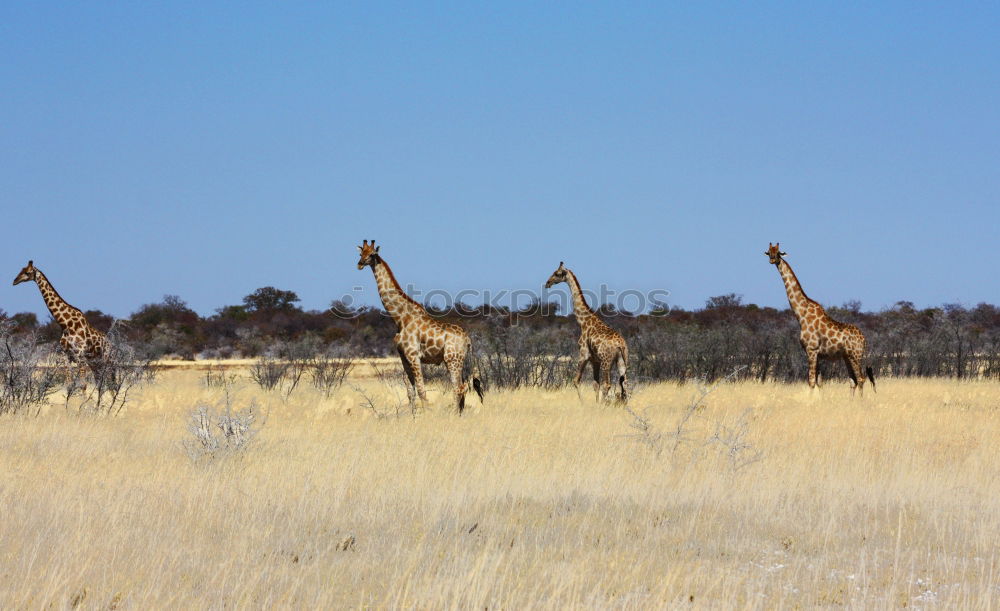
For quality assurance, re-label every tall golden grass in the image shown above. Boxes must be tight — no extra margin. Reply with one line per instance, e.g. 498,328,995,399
0,368,997,608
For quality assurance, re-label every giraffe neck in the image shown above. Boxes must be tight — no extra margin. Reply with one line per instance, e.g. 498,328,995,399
776,259,814,322
370,258,428,326
565,270,597,327
32,269,80,329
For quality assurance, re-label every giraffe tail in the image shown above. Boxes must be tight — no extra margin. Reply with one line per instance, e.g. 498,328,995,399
472,377,485,403
866,366,876,393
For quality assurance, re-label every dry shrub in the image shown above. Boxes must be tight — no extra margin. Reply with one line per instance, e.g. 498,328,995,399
311,352,355,397
83,322,156,416
0,322,63,415
470,318,576,390
184,389,262,460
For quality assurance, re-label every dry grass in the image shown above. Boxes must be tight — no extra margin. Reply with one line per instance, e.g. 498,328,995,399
0,367,998,608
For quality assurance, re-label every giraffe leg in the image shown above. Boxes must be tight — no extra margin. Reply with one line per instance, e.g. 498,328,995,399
396,345,418,406
806,351,818,389
573,344,590,400
574,359,589,401
592,359,602,402
446,357,467,414
600,357,613,403
848,353,865,397
395,337,427,406
843,355,857,395
573,344,590,387
61,337,89,394
574,358,589,390
616,354,628,405
411,359,428,404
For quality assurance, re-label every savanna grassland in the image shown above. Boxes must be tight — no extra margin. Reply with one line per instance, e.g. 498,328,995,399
1,366,998,609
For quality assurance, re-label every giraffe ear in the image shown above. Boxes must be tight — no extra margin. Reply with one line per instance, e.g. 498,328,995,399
375,245,380,253
356,246,363,253
780,251,787,256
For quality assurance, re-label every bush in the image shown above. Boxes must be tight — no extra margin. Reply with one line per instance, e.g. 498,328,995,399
471,317,576,389
311,350,356,397
250,336,346,398
184,393,261,460
203,364,238,389
83,322,156,416
0,322,63,415
249,355,290,392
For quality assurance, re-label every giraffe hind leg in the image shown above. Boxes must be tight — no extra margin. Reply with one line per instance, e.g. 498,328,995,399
446,357,467,414
617,357,628,405
843,355,857,385
591,360,602,402
847,354,866,397
843,355,859,395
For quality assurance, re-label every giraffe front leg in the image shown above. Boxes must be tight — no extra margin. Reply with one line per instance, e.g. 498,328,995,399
592,359,602,402
806,351,818,389
395,345,420,406
574,358,589,389
410,360,428,405
574,344,590,387
60,337,89,395
573,344,590,400
574,359,590,401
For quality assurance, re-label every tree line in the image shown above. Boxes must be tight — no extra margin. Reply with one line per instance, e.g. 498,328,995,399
3,287,999,382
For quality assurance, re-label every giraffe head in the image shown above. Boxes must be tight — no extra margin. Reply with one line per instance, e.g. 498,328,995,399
544,262,569,289
12,260,37,286
356,239,381,270
764,243,787,265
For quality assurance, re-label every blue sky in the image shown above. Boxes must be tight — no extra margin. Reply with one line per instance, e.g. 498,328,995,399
3,2,998,318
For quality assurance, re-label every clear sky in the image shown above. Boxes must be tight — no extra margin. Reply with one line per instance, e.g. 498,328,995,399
3,2,998,318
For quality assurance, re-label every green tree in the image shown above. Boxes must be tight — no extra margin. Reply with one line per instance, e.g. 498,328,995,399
243,287,301,314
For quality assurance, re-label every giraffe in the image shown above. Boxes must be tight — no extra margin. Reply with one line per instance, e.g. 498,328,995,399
12,260,110,376
356,240,483,413
545,262,629,403
765,243,876,394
